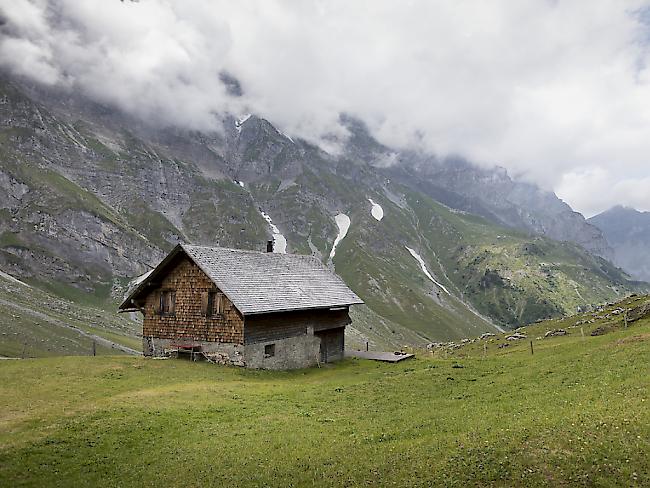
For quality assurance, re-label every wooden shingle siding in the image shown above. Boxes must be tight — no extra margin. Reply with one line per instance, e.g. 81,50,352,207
244,309,351,345
142,256,244,344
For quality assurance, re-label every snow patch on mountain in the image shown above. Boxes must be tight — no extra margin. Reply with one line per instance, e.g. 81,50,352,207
405,246,450,295
275,127,294,143
329,213,351,259
368,198,384,221
235,114,252,133
259,209,287,253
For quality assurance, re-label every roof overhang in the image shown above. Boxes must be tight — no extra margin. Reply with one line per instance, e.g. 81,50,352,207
118,244,185,311
242,302,364,316
118,307,143,314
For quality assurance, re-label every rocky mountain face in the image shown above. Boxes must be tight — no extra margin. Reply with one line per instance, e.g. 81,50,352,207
0,74,644,348
341,117,613,259
589,206,650,282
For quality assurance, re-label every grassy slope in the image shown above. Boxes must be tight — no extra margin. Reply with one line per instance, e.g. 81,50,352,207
401,189,645,327
0,297,648,486
0,273,140,358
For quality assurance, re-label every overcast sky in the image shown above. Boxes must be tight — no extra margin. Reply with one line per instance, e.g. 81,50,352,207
2,0,650,217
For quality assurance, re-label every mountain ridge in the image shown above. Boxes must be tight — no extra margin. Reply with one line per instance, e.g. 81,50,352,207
340,116,614,259
0,74,645,350
589,205,650,282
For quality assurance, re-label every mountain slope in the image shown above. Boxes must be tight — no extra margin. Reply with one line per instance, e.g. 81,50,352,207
589,206,650,282
0,270,139,358
0,75,646,349
341,117,613,259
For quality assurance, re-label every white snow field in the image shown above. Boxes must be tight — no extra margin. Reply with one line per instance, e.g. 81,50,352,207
275,127,295,143
329,213,351,259
405,246,450,295
368,198,384,221
234,114,252,133
259,209,287,253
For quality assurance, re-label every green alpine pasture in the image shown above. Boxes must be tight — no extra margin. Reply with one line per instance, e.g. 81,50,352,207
1,301,648,487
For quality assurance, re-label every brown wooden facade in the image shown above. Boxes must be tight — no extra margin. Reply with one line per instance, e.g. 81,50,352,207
141,255,244,344
131,253,352,368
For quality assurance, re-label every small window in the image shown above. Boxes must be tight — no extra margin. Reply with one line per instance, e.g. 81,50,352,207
264,343,275,358
206,291,223,317
160,290,175,315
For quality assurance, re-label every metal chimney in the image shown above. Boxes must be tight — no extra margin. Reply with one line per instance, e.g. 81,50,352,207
266,240,274,253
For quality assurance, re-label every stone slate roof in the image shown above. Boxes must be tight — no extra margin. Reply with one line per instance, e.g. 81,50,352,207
121,244,363,315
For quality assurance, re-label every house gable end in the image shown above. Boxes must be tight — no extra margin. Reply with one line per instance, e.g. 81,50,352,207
119,244,243,317
140,255,244,344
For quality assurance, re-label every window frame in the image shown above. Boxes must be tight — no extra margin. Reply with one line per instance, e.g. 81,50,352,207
159,289,176,316
206,291,224,318
264,343,276,358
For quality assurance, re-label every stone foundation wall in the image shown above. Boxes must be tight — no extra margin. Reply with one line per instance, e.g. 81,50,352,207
142,337,245,366
244,334,322,370
143,332,335,370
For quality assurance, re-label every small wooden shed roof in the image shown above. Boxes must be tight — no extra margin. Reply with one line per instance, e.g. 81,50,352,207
120,244,363,315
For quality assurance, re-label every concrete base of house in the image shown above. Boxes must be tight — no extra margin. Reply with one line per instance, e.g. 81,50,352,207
143,332,344,370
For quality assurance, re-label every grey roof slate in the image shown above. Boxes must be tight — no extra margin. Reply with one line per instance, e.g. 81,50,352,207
122,244,363,315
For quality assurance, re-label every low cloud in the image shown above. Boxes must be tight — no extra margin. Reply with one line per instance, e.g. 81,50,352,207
557,169,650,217
2,0,650,215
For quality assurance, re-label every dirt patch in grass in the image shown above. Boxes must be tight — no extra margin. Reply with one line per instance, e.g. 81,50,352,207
615,333,650,346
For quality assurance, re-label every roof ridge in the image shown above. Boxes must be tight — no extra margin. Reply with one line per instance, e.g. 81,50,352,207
181,243,322,262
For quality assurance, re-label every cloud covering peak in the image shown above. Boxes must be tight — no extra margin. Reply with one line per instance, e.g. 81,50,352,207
2,0,650,216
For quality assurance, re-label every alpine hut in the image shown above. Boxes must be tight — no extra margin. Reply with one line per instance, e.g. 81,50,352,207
119,244,363,369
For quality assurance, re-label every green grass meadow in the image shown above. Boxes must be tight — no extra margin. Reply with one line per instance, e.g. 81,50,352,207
1,316,649,486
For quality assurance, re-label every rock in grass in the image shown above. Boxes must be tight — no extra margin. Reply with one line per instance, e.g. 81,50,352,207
544,329,567,338
506,333,527,341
